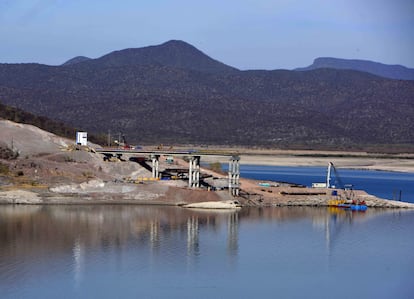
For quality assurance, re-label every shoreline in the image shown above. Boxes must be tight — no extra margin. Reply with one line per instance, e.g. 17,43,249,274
1,150,414,208
238,153,414,173
193,146,414,173
2,150,414,208
1,177,414,209
2,120,413,209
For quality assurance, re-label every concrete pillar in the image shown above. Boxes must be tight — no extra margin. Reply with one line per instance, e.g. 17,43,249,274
151,154,160,178
228,156,240,196
152,157,156,178
188,157,193,187
192,159,196,186
188,156,200,188
235,159,240,196
228,160,233,192
195,159,200,188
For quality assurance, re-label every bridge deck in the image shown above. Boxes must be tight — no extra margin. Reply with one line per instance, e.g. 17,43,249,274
95,148,238,157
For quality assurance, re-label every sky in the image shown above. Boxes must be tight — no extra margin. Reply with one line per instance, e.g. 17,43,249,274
1,0,413,70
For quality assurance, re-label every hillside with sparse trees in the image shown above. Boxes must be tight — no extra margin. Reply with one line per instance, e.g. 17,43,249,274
0,40,413,152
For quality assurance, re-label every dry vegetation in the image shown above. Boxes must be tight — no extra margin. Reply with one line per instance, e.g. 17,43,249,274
0,41,413,152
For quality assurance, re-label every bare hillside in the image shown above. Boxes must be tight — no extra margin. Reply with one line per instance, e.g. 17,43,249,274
0,120,151,187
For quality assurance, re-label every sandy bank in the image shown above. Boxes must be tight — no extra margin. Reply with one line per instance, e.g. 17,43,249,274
1,181,413,209
196,147,414,173
0,179,233,206
239,153,414,173
236,177,414,209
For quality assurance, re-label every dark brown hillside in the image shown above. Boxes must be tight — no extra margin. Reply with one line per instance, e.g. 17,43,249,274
65,40,239,74
0,41,413,151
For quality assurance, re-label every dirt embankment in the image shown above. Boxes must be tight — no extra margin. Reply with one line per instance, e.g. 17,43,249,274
0,120,235,205
236,178,414,208
1,119,413,208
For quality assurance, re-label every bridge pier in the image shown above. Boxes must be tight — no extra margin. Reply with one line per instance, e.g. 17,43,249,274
188,156,200,188
228,156,240,196
151,154,160,178
96,149,241,193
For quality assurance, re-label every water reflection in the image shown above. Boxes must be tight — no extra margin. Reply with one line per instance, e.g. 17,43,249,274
0,205,241,283
186,216,199,257
0,205,382,261
0,204,410,294
227,212,238,257
72,237,84,289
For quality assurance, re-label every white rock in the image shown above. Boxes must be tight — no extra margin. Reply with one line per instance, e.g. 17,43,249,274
183,200,242,209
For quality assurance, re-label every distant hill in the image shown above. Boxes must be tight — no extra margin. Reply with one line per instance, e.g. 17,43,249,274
62,56,92,66
296,57,414,80
64,40,239,74
0,41,413,152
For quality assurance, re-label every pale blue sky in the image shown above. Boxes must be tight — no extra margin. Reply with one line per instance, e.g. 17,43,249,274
1,0,413,69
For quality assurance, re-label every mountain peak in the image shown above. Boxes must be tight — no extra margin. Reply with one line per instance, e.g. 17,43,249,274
75,40,239,74
160,39,193,47
62,56,91,66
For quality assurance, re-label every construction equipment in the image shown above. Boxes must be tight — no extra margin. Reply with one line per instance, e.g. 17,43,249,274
114,134,134,149
327,162,367,211
122,135,134,149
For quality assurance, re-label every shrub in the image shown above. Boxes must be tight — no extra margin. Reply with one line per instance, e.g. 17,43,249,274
64,156,76,162
209,162,222,172
0,146,19,160
0,162,9,175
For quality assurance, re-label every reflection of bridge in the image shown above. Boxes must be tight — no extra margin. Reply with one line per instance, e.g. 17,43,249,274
95,149,241,196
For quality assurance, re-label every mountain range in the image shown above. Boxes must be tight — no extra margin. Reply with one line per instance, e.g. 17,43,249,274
0,40,413,151
296,57,414,81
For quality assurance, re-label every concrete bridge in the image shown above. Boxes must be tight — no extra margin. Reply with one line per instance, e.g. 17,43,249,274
95,149,240,196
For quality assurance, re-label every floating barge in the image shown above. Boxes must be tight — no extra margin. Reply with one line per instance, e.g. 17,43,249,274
329,199,368,211
322,162,368,211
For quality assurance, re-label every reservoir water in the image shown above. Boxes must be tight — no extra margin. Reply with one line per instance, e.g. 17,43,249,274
1,167,413,298
234,165,414,203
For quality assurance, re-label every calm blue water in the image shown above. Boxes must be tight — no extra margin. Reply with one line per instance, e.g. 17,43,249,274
1,205,413,299
1,166,414,298
235,165,414,203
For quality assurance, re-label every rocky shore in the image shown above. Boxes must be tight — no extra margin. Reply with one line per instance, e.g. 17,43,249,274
1,181,413,209
236,182,414,208
0,181,233,205
1,119,413,209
